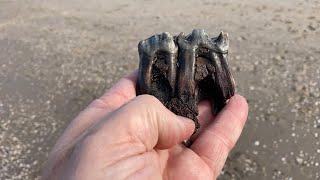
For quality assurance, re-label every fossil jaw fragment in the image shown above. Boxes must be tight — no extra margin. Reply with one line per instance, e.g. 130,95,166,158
137,29,235,144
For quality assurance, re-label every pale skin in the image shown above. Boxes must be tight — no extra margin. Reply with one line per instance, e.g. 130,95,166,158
43,71,248,180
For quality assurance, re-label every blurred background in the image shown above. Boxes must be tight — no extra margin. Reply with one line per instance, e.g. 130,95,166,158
0,0,319,179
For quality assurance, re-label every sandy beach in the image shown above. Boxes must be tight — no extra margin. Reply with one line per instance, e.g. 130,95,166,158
0,0,319,179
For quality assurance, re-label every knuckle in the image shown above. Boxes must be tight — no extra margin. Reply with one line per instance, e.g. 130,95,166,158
88,98,112,109
135,94,162,106
111,87,131,101
135,95,164,121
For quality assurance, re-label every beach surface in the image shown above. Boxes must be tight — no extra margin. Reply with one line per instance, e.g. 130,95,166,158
0,0,319,179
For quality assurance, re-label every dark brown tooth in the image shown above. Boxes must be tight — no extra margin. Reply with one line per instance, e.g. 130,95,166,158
137,29,235,146
137,32,178,102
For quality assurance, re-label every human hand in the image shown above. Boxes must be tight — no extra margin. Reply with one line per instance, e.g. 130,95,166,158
43,71,248,180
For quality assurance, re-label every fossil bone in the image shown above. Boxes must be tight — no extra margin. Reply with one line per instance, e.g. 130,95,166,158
136,29,235,145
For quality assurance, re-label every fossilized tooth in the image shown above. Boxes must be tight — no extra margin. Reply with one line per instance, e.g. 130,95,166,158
136,29,235,144
209,31,235,112
137,32,178,102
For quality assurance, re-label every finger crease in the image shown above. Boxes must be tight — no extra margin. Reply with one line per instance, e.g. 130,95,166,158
199,154,219,178
89,99,115,110
205,128,235,152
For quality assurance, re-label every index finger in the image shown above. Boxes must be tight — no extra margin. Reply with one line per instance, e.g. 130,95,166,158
191,94,248,178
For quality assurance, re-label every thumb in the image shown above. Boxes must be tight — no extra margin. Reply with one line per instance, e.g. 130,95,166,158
106,95,195,150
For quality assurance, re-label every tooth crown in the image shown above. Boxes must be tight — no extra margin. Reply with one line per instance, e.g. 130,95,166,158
137,29,235,138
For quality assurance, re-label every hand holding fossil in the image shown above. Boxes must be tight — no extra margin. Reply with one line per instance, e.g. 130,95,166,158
43,71,248,180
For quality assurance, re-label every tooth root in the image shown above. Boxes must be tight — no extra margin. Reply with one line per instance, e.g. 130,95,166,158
178,51,196,102
219,53,235,98
176,34,196,102
137,44,153,95
209,51,234,114
137,32,178,98
167,53,177,94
